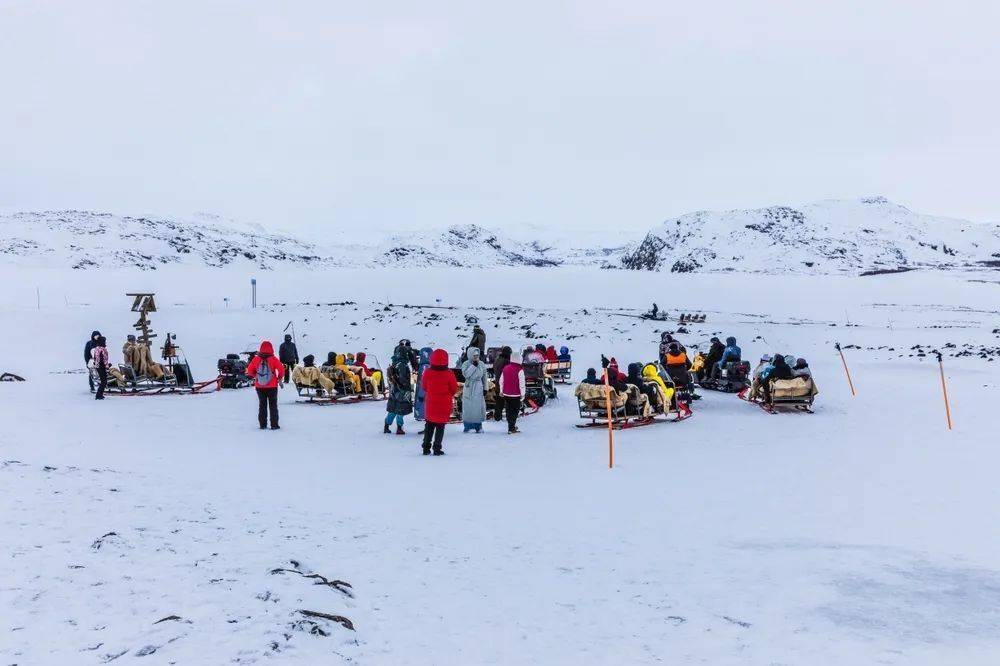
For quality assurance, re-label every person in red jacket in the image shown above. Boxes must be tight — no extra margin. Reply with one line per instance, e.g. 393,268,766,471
246,340,284,430
420,348,458,456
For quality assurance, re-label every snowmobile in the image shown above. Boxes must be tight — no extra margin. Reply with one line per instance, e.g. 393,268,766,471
523,361,557,405
697,360,752,393
217,352,255,389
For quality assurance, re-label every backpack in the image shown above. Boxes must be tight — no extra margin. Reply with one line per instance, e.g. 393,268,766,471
256,359,273,386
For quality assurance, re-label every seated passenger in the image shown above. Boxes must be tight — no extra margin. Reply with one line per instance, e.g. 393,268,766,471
702,337,725,379
545,345,559,362
293,354,336,394
354,351,384,394
333,353,362,392
792,358,811,378
581,368,602,385
557,346,571,362
714,336,742,378
663,342,692,388
642,363,676,408
762,353,794,402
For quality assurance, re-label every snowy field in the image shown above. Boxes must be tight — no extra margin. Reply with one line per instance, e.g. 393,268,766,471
2,266,1000,665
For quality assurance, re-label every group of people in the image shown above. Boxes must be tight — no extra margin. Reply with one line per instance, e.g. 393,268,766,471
748,353,811,402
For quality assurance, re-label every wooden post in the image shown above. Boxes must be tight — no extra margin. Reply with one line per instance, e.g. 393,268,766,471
604,369,614,469
936,352,953,430
835,343,856,396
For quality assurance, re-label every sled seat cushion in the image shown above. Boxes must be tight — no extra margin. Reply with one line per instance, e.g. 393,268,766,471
771,377,818,399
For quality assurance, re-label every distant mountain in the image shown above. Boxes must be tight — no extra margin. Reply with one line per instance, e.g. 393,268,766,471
0,211,584,271
3,199,997,274
619,197,1000,274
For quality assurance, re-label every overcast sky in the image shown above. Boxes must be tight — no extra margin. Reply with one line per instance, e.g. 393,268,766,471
1,1,998,236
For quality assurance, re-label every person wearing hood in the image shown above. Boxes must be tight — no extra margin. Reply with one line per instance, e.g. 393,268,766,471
414,346,433,420
420,349,458,455
278,334,298,385
460,346,488,433
701,337,724,380
90,335,110,399
499,355,526,434
333,353,362,392
245,340,284,430
663,343,692,389
394,339,419,371
581,368,601,385
469,325,487,358
713,336,742,378
545,346,559,363
642,363,674,401
761,353,794,403
385,348,414,434
85,330,102,390
557,346,571,362
658,332,686,364
492,346,512,422
354,352,384,394
524,346,545,364
792,358,812,378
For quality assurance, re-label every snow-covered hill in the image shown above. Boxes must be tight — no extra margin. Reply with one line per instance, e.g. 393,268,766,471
4,198,999,275
0,211,574,271
619,197,1000,274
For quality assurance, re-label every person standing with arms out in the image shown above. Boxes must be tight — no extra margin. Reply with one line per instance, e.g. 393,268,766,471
492,345,512,422
420,349,458,456
278,334,298,385
500,355,525,434
90,335,110,400
85,330,101,390
460,346,488,433
385,348,414,434
246,340,284,430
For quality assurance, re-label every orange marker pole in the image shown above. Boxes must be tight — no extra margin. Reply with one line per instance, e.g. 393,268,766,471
835,343,856,396
936,352,953,430
604,370,614,469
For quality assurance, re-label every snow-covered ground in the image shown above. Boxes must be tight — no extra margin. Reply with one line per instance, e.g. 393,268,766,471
2,266,1000,664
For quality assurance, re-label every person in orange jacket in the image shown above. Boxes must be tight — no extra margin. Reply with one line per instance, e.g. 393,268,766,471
246,340,285,430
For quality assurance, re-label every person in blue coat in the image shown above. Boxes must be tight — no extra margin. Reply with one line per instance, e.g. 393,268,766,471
413,346,433,420
713,336,742,378
557,346,571,361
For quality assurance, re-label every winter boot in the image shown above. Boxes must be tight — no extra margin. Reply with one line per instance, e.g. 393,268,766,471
396,426,406,435
433,450,445,456
422,448,431,456
384,423,391,434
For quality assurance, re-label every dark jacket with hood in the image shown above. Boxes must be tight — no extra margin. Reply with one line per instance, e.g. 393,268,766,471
582,368,601,385
469,327,486,356
387,352,414,416
765,355,794,382
85,331,101,363
705,339,725,366
279,336,298,364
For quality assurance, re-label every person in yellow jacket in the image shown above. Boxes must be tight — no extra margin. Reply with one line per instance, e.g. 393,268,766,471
334,353,362,392
642,363,675,406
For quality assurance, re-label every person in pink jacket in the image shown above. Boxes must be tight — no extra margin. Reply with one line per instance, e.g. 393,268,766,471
246,340,284,430
499,360,526,434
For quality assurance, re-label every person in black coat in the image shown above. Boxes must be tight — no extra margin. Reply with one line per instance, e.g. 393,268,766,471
278,334,298,384
84,330,101,390
763,353,794,402
469,325,486,358
702,337,724,380
581,368,601,385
